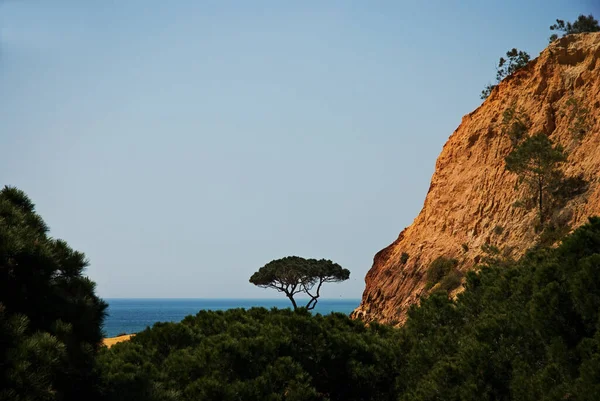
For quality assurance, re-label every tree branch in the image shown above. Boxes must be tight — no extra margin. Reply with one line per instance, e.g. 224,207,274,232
304,277,325,310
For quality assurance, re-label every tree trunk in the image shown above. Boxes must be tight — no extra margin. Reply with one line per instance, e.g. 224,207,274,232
539,176,544,227
304,278,324,311
286,294,298,311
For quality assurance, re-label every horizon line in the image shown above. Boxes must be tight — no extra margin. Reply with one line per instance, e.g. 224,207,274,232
103,297,362,300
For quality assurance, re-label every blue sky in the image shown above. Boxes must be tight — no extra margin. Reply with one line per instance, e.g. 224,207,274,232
1,1,598,298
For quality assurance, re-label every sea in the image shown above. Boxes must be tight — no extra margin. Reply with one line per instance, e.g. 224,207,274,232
103,298,361,337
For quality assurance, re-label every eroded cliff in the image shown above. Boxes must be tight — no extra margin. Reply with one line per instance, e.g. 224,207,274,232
353,32,600,324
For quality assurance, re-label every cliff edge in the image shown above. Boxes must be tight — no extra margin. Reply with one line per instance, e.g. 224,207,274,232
353,32,600,324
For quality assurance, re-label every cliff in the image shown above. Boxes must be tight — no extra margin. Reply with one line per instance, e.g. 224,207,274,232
352,32,600,324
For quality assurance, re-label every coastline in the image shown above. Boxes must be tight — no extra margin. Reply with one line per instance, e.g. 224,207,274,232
103,334,134,348
103,298,360,337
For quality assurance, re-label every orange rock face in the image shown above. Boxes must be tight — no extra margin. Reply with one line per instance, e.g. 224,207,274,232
352,32,600,324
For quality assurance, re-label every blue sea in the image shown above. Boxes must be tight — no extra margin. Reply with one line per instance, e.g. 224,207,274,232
103,298,361,337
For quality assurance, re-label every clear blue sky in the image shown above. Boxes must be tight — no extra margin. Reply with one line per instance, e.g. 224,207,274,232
1,1,598,298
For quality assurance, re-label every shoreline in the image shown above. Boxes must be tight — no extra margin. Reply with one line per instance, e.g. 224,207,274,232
103,334,134,348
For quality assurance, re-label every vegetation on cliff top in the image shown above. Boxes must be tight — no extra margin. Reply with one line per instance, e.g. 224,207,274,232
549,14,600,42
481,14,599,99
480,48,531,100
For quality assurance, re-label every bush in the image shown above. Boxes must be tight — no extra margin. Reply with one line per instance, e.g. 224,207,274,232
426,257,459,287
438,270,464,292
538,214,572,247
400,252,409,265
481,49,531,99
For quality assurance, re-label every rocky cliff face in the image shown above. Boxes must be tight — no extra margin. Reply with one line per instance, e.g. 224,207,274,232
353,32,600,324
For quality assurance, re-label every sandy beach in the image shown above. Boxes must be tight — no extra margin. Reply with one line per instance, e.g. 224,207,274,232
103,334,134,348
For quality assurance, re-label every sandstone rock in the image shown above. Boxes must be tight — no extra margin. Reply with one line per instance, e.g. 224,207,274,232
352,32,600,324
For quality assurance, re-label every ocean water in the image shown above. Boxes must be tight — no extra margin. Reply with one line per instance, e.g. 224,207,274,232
103,298,361,337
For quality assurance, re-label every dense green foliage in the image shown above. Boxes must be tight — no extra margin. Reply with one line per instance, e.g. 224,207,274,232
249,256,350,310
100,217,600,400
481,49,531,99
98,308,400,401
0,186,107,400
395,217,600,400
550,14,600,42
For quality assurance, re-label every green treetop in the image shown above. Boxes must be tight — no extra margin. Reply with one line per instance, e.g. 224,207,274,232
481,48,531,100
505,133,567,226
249,256,350,310
0,186,107,401
550,14,600,42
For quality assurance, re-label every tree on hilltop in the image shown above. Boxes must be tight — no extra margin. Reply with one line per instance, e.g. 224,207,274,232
481,48,531,100
550,14,600,42
249,256,350,310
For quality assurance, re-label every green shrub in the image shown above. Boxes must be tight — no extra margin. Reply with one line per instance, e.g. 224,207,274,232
481,49,530,99
426,257,459,287
400,252,409,265
538,216,572,247
438,270,464,292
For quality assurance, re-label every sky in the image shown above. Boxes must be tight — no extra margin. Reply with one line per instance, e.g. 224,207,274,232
1,0,598,299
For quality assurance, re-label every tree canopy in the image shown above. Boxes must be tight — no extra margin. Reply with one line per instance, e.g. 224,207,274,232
481,48,531,99
249,256,350,310
98,308,400,401
0,186,107,401
505,133,567,225
550,14,600,41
